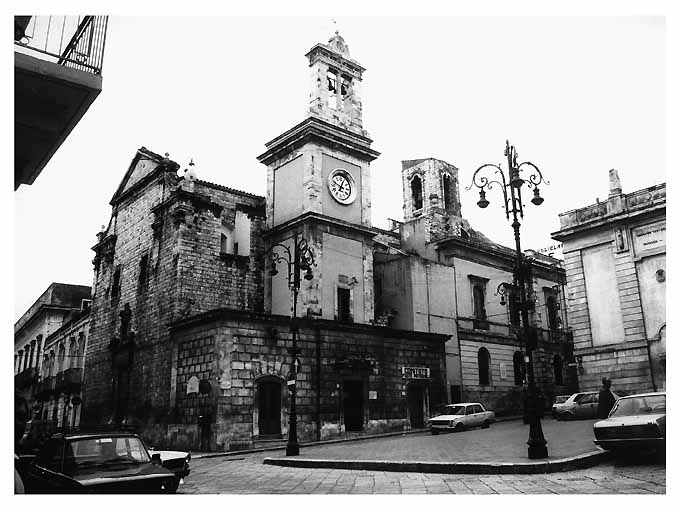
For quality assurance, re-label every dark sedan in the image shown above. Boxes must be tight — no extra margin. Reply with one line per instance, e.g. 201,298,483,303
16,432,178,494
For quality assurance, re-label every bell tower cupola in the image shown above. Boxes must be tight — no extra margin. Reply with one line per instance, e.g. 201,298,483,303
306,31,366,136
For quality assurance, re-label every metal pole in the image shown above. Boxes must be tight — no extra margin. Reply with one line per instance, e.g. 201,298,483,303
467,141,549,459
286,239,301,456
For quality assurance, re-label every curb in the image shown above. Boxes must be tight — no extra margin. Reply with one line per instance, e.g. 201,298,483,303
262,450,612,475
191,428,428,460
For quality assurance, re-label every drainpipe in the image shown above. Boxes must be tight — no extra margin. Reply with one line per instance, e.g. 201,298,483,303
425,262,432,333
315,325,321,441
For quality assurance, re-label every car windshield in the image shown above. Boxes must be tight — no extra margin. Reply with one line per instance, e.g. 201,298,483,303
554,395,570,404
66,436,151,470
609,395,666,418
440,405,466,416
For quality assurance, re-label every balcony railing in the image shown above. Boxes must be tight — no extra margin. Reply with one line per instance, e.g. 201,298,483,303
14,16,109,75
458,316,572,344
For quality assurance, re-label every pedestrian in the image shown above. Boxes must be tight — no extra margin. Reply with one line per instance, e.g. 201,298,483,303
597,377,616,418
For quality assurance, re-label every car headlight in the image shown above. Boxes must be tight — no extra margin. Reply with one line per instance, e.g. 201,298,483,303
449,420,455,427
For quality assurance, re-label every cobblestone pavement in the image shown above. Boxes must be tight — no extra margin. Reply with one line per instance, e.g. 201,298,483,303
179,451,666,494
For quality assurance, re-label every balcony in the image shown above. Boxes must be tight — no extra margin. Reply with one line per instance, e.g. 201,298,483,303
14,16,108,189
55,367,83,392
14,367,39,389
35,375,56,399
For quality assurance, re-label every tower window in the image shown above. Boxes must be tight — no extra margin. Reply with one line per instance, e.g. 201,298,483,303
411,175,423,211
327,70,338,110
442,174,452,210
340,77,350,99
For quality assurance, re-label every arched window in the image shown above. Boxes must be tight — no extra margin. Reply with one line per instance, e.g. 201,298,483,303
513,351,525,386
553,354,564,385
547,295,559,330
411,175,423,211
478,347,491,385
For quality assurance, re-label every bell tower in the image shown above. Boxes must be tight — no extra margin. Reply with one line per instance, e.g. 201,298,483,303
307,31,365,136
258,31,380,324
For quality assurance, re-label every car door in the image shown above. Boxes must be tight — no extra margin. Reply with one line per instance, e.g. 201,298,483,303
26,439,83,493
474,405,487,425
574,393,593,418
462,405,473,427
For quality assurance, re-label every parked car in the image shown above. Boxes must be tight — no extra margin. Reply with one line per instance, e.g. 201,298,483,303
147,446,191,487
593,392,666,452
553,390,627,420
429,403,495,434
15,432,178,493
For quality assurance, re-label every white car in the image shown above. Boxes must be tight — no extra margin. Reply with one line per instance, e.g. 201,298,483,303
429,403,495,435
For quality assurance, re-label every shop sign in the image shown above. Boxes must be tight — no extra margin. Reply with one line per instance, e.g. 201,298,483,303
402,366,430,379
632,221,665,257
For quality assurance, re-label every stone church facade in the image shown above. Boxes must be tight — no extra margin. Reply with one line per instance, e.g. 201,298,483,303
81,32,448,451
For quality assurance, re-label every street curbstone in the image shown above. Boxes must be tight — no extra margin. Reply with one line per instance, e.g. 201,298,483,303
262,450,612,475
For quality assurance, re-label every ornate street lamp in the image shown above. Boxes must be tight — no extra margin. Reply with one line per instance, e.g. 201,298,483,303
267,235,316,456
466,140,549,459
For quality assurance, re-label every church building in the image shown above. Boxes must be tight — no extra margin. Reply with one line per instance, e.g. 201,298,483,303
81,32,448,451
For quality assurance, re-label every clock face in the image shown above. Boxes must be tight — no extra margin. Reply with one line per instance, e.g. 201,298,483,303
328,169,357,205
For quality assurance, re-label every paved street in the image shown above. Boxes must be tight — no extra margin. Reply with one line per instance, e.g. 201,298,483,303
179,451,665,494
275,418,602,463
180,419,666,495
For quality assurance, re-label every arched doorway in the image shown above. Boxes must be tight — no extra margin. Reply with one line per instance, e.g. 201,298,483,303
255,377,283,438
406,383,426,428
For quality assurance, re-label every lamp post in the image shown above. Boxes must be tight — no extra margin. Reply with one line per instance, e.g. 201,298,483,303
467,140,549,459
268,235,316,456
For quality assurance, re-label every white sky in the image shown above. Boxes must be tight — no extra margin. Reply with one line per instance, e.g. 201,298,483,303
11,12,668,321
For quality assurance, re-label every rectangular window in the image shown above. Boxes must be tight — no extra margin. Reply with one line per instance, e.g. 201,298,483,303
337,287,351,322
111,267,121,301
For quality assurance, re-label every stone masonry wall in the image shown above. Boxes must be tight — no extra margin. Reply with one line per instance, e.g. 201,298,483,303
168,312,448,452
82,157,266,440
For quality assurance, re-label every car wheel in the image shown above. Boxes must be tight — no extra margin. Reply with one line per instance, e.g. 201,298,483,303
481,420,491,429
562,413,574,421
454,423,465,433
166,478,180,493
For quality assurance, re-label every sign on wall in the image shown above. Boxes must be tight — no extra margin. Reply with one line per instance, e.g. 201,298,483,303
186,375,200,394
402,366,430,379
632,221,665,258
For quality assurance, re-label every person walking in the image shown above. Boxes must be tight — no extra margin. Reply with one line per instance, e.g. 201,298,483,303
597,377,616,418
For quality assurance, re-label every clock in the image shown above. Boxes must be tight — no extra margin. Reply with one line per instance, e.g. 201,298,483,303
328,168,357,205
